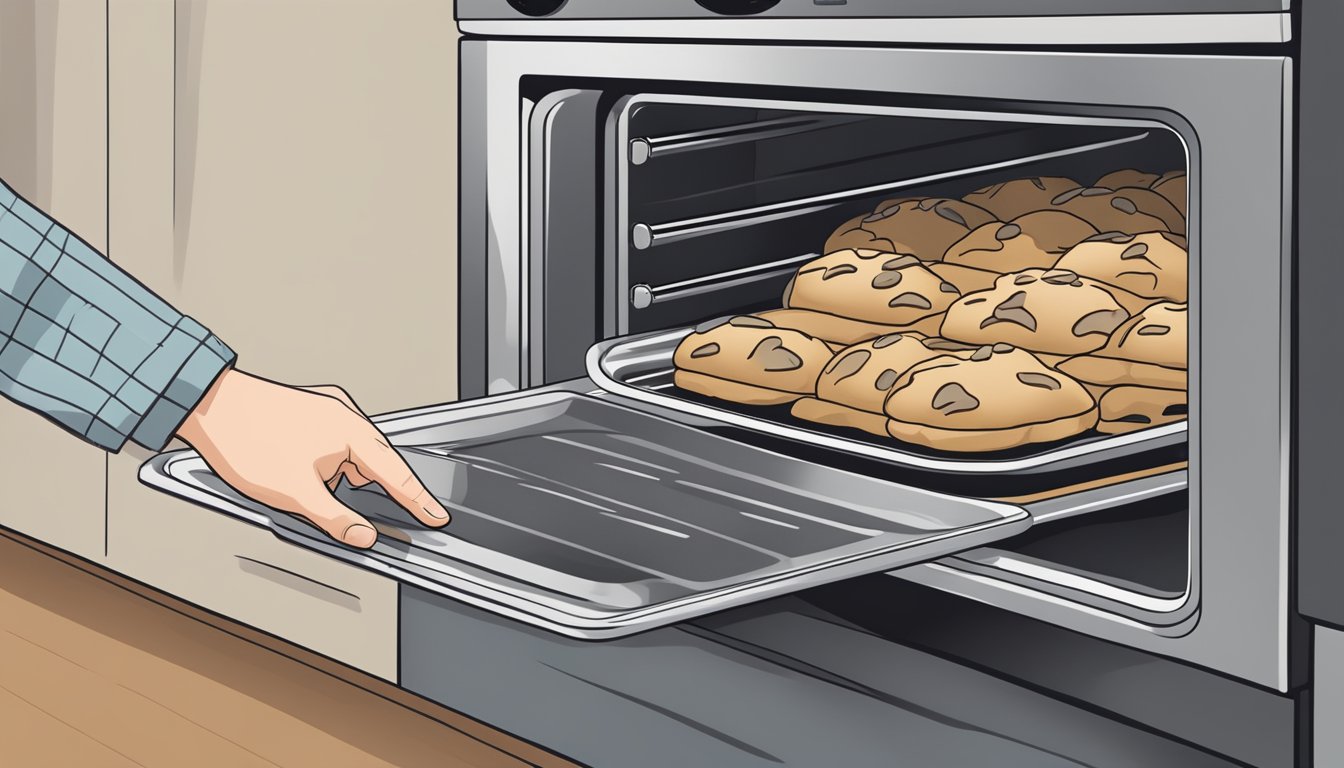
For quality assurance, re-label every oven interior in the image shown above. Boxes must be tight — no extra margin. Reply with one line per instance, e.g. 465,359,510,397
524,80,1192,620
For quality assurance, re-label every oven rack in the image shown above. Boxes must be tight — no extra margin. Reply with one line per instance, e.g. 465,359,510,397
628,130,1152,250
629,252,816,310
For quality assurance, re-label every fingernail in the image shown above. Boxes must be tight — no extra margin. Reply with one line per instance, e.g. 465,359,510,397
343,523,378,548
424,503,452,523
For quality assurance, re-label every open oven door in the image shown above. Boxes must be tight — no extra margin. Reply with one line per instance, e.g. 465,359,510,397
140,381,1037,640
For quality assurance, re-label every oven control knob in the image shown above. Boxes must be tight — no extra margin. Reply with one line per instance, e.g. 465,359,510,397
694,0,781,14
506,0,568,17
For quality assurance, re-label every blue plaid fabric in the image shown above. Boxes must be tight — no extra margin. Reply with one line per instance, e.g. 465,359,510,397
0,178,235,451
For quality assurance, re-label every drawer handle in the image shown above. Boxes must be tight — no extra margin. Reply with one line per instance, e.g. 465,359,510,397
235,556,363,612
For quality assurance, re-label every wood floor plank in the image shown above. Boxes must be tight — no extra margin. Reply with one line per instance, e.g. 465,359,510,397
0,684,142,768
0,532,549,768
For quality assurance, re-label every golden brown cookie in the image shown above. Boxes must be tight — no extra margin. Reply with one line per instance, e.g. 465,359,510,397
672,314,835,405
1150,171,1188,218
961,177,1080,221
757,308,941,346
883,344,1098,452
1053,231,1188,302
1096,386,1187,434
940,211,1099,272
1046,186,1186,236
790,397,892,437
939,269,1132,356
787,250,961,326
1055,302,1188,390
823,198,997,261
1096,169,1163,190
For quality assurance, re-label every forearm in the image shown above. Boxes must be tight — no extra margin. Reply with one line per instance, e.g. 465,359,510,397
0,178,235,452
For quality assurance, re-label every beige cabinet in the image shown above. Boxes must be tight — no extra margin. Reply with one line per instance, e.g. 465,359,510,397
0,0,110,562
103,0,460,680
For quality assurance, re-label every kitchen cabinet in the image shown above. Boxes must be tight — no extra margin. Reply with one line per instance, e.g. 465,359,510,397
103,0,459,678
0,0,109,562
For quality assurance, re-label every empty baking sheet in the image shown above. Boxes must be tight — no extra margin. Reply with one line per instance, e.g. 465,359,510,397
140,390,1028,639
588,328,1188,475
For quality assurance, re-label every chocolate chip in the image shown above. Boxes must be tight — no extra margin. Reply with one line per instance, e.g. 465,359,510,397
1017,372,1062,390
932,382,981,415
1111,197,1139,215
874,369,899,391
730,315,774,328
923,338,979,351
981,290,1038,332
1030,178,1047,190
993,343,1014,353
1070,280,1084,287
864,205,900,223
749,336,804,371
1072,308,1130,337
823,263,858,280
1051,188,1084,205
1085,231,1133,244
1137,324,1171,336
882,255,920,271
917,198,940,211
695,316,731,334
1162,403,1189,417
854,249,883,260
965,297,988,305
1115,414,1152,424
970,346,993,361
935,204,968,228
1014,274,1038,285
827,349,870,382
872,334,904,349
994,223,1021,241
889,292,933,310
690,343,720,359
872,271,903,289
782,274,796,307
1121,243,1150,260
1081,186,1113,197
940,282,960,294
1042,270,1079,285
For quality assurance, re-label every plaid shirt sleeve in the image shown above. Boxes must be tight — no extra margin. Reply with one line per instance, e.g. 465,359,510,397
0,178,236,452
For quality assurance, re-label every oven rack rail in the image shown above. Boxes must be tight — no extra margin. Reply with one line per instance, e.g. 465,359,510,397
629,114,866,166
628,130,1152,251
629,252,815,309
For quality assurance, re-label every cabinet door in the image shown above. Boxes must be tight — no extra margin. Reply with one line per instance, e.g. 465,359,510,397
0,0,109,561
104,0,458,679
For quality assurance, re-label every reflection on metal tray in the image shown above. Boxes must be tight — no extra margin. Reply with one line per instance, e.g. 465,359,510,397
588,328,1187,475
140,391,1028,639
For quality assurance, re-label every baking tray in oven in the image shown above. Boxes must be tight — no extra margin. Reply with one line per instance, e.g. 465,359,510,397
140,390,1028,639
588,328,1187,475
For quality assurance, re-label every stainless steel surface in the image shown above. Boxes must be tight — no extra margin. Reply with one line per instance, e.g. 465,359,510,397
141,390,1030,639
625,125,1152,251
459,15,1291,46
628,253,818,311
459,0,1290,17
462,39,1290,689
589,326,1187,475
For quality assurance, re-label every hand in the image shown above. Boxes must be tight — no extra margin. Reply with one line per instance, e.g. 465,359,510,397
174,368,451,548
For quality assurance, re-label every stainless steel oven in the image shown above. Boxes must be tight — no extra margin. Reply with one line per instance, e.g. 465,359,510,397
146,0,1308,718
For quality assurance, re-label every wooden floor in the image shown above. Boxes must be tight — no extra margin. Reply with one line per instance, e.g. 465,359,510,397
0,532,571,768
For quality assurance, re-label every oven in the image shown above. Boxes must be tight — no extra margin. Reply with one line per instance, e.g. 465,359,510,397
144,0,1303,707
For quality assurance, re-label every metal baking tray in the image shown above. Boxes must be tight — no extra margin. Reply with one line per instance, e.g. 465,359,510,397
140,390,1028,639
588,327,1188,474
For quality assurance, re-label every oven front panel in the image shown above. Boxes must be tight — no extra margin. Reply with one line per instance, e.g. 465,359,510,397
458,40,1291,690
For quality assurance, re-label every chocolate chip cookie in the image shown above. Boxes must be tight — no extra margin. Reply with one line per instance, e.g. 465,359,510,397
1053,231,1188,302
939,268,1133,356
823,198,997,261
1096,386,1188,434
961,177,1080,221
672,314,836,405
786,249,962,326
1056,302,1188,390
1046,186,1186,236
940,211,1099,273
883,344,1099,452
